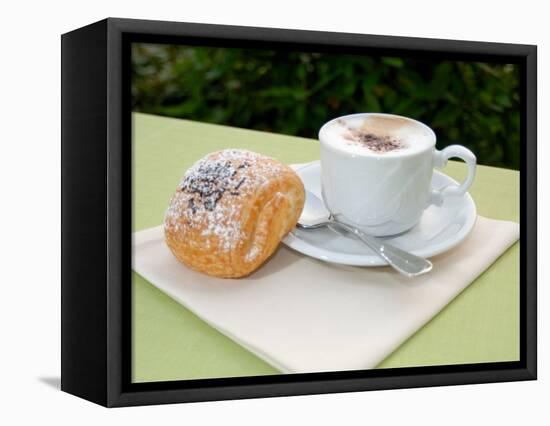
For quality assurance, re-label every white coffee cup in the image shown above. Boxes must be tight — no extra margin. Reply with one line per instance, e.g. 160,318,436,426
319,113,476,236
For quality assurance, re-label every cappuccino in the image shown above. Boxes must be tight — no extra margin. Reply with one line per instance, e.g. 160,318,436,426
320,114,434,157
318,112,476,236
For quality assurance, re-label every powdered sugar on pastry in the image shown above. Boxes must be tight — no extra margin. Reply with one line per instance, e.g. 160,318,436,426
163,149,305,278
165,149,278,252
244,244,261,262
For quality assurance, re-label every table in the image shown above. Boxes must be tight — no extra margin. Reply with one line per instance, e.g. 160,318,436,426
132,112,519,383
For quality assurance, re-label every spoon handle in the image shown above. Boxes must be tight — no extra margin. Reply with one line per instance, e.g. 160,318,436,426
330,221,433,277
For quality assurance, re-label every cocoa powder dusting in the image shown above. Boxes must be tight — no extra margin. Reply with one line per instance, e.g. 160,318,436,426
337,118,404,153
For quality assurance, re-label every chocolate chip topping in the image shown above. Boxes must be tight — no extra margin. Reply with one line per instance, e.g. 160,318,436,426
179,158,250,211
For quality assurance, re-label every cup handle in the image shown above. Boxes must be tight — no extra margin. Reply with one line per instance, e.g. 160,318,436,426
430,145,476,206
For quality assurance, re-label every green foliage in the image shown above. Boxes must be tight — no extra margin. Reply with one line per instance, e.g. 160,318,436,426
132,44,520,169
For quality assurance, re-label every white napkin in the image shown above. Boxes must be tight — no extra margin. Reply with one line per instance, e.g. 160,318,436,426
133,215,519,374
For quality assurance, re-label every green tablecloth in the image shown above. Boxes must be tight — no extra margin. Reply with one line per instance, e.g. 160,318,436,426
132,112,519,383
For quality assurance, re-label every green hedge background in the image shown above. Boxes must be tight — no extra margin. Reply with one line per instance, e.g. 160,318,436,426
132,43,520,169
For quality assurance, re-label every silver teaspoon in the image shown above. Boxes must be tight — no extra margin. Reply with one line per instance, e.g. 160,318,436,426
297,190,433,277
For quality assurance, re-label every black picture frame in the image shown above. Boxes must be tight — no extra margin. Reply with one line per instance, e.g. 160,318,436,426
61,17,537,407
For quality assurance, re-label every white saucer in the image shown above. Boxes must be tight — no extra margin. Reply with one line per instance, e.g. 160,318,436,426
282,161,477,266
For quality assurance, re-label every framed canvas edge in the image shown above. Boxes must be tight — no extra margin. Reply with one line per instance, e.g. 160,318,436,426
61,17,537,408
110,366,535,407
523,44,537,380
61,18,110,407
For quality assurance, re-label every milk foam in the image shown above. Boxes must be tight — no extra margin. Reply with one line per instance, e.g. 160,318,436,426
320,114,435,157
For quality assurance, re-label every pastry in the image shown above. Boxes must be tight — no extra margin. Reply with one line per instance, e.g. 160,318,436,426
164,149,305,278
